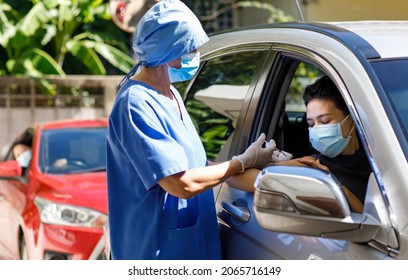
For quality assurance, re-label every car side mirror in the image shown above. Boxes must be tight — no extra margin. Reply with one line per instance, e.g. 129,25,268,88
0,160,23,177
253,166,381,243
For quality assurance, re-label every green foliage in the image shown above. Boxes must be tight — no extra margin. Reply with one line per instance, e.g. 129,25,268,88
0,0,134,79
286,62,324,109
185,98,232,160
238,1,295,23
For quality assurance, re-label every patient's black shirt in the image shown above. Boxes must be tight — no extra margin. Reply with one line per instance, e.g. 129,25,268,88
312,148,372,203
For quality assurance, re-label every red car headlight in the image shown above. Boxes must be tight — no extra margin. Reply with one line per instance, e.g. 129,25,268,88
34,196,107,228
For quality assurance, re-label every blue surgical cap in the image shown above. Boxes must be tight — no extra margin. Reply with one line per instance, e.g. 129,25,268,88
134,0,208,65
122,0,208,83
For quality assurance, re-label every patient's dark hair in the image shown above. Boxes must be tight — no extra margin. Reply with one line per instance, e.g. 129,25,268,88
303,75,349,115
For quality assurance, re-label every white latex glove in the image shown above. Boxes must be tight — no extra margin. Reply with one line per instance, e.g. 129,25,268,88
265,139,293,162
232,133,274,171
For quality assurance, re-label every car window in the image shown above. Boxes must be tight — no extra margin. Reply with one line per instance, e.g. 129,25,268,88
285,62,324,113
182,50,267,160
260,60,323,159
39,127,107,174
371,58,408,157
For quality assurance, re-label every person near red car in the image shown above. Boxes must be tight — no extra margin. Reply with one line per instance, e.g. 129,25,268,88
12,143,32,168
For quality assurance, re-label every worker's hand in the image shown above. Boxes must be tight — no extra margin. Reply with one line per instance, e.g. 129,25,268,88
265,139,293,162
233,133,274,171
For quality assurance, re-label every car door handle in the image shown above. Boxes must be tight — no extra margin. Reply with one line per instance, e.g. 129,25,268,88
222,199,250,223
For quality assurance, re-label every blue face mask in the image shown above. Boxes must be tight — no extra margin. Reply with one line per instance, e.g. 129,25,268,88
309,114,354,158
17,150,32,168
167,52,200,82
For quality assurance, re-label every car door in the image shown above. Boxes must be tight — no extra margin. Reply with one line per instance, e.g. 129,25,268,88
180,45,280,257
184,40,395,259
216,46,394,259
0,128,33,259
0,172,27,259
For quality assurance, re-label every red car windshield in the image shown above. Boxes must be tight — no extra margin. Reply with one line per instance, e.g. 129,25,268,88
39,127,107,174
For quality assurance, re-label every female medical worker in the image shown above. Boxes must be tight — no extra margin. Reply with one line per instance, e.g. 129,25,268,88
106,0,277,260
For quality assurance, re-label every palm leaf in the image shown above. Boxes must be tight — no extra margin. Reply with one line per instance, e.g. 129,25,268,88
201,125,229,140
7,48,65,76
66,40,106,75
31,48,66,76
0,3,15,48
20,2,50,37
82,40,135,74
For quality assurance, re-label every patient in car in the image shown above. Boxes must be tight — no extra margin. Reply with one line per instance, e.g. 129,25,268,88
13,143,32,168
231,75,371,213
12,143,69,169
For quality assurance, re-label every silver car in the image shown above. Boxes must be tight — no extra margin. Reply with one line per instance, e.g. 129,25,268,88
181,21,408,259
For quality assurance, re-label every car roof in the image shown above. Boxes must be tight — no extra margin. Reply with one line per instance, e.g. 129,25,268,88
207,20,408,59
328,21,408,59
38,118,108,130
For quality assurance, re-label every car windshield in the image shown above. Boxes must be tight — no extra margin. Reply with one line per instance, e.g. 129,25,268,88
39,127,107,174
371,58,408,153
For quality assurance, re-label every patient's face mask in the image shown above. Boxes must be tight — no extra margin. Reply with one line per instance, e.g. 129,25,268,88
309,114,354,158
167,52,200,82
17,150,32,168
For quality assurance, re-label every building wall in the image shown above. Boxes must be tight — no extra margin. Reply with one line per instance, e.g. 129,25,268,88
305,0,408,21
0,76,121,154
237,0,301,26
236,0,408,26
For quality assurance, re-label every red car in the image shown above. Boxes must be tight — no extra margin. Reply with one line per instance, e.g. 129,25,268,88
0,119,108,260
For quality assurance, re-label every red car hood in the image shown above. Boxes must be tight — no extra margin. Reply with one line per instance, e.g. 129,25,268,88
35,172,107,214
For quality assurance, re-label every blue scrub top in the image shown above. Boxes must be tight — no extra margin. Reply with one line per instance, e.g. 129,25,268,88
106,79,221,259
